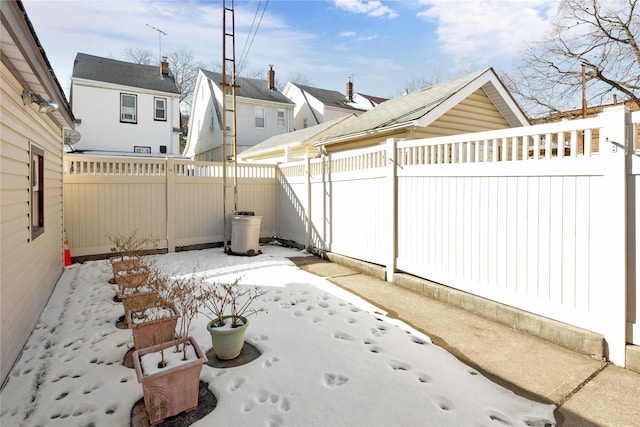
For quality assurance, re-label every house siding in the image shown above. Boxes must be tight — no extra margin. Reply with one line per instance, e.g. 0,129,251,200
415,90,511,138
1,62,65,383
186,71,293,161
71,80,181,154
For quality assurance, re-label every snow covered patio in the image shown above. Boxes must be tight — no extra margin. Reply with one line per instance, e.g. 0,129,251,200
0,244,555,426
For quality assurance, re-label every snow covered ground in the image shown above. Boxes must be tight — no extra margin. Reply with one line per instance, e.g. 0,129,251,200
0,244,556,426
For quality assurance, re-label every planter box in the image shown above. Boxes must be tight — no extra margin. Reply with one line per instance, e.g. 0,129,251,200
115,267,149,296
128,304,179,350
133,336,207,425
121,290,158,328
110,256,141,278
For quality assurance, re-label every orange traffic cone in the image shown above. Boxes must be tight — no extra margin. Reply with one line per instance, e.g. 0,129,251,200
64,234,72,266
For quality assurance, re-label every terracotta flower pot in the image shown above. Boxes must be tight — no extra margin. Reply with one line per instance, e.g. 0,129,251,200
206,315,248,360
128,304,179,350
132,336,207,425
110,256,141,278
115,266,149,296
121,290,158,328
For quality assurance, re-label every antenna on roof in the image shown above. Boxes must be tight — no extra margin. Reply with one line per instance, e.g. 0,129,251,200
146,24,167,63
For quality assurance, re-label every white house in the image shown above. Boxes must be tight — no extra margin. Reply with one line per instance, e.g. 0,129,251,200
282,78,385,131
70,53,182,156
183,66,295,161
1,0,76,385
238,115,356,164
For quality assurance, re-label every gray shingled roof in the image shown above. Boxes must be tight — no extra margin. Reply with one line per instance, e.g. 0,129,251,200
295,84,365,112
239,115,355,158
320,69,489,140
201,70,294,105
72,53,180,94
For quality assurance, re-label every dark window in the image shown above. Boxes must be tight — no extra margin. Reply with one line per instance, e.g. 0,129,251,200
30,144,44,241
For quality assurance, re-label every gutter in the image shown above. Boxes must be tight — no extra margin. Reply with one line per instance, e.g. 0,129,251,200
314,121,415,148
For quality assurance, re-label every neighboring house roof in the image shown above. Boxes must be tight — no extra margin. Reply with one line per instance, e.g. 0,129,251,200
317,68,528,146
354,93,388,108
238,115,356,160
72,53,180,94
530,99,639,123
293,83,365,112
200,70,294,105
1,1,75,127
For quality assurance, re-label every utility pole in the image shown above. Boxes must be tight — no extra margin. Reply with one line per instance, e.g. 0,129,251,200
221,0,238,252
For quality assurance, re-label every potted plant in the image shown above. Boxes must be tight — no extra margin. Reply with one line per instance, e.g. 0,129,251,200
132,272,207,425
120,266,164,328
107,230,155,285
199,277,267,360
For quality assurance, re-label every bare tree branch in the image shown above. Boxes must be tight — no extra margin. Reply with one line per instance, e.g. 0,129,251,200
506,0,639,118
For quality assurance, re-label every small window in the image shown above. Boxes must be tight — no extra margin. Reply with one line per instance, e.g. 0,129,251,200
277,109,285,127
255,107,265,128
154,97,167,121
120,93,137,123
30,144,44,241
134,146,151,154
303,118,308,129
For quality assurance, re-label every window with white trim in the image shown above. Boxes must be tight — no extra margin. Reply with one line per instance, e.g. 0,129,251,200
120,93,137,123
277,109,285,127
154,97,166,121
255,107,265,128
30,144,44,241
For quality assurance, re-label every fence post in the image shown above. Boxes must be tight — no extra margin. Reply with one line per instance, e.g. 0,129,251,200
305,154,312,250
597,106,630,366
386,138,398,282
166,157,176,253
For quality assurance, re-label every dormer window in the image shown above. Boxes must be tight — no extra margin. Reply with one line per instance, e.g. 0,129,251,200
154,97,167,121
120,93,137,123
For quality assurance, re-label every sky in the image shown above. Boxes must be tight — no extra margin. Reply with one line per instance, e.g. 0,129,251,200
0,244,557,426
23,0,560,100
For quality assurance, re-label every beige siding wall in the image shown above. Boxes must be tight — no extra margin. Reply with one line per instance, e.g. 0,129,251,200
1,62,64,383
63,158,278,257
414,89,511,138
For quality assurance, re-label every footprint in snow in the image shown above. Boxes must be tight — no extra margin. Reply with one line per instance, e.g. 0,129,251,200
323,373,349,388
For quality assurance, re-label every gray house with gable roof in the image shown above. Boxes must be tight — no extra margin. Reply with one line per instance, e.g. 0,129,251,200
183,67,294,161
71,53,182,156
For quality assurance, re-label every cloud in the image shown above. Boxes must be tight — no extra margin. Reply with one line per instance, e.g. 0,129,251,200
416,0,560,65
340,31,357,37
334,0,399,18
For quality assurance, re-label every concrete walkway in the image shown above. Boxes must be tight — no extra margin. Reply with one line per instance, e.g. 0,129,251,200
290,256,640,427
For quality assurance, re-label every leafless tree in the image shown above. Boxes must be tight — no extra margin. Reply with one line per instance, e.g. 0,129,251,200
394,76,435,97
165,49,207,112
123,47,155,65
507,0,639,118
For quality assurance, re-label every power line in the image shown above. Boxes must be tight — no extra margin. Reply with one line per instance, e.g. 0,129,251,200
237,0,269,74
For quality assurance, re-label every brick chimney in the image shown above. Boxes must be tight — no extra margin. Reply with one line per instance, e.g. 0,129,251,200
346,77,353,101
267,64,275,90
161,56,169,77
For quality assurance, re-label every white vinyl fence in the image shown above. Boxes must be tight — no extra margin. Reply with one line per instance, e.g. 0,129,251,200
277,106,638,367
63,157,277,257
63,106,638,367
